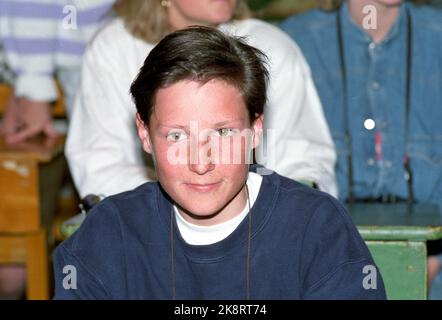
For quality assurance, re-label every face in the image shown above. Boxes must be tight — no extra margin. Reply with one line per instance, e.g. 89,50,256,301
168,0,237,30
136,79,262,226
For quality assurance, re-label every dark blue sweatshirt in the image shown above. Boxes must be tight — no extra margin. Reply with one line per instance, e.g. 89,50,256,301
53,169,386,299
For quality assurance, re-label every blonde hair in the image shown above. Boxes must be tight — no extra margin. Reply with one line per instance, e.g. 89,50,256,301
113,0,251,43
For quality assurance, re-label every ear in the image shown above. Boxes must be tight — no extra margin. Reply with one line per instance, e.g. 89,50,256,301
251,114,264,149
136,113,153,154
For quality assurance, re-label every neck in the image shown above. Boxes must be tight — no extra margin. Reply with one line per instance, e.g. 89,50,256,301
348,0,402,43
167,7,217,31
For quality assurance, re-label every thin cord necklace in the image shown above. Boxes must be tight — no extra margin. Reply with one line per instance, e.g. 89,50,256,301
169,184,252,300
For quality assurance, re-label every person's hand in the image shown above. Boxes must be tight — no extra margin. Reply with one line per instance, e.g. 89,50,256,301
2,97,57,144
0,94,20,137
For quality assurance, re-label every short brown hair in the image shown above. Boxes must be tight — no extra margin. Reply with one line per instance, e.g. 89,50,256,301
130,26,269,125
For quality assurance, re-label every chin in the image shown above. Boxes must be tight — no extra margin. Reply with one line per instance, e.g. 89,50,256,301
377,0,404,6
211,14,233,25
209,7,234,23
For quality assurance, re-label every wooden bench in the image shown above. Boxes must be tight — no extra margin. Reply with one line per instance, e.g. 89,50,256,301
0,82,70,299
348,203,442,300
0,135,66,299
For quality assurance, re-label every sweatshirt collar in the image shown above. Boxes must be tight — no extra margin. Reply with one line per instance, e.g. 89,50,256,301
155,165,279,260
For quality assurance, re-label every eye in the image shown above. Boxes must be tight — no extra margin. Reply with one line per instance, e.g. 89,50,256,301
166,130,187,142
216,128,239,137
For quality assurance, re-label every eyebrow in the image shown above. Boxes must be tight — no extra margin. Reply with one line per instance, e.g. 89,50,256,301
158,119,245,129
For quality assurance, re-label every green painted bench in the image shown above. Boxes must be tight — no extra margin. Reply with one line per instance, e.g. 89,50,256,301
347,203,442,300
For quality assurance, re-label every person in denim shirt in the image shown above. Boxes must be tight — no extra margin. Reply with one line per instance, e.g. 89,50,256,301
280,0,442,285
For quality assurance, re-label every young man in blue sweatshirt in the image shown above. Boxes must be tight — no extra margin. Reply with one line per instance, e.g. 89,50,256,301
53,26,386,300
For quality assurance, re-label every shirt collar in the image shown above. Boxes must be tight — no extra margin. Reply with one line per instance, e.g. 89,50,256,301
340,2,407,45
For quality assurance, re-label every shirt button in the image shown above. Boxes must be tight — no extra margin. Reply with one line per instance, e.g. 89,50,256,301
364,118,376,130
367,158,375,166
372,82,380,90
369,42,376,50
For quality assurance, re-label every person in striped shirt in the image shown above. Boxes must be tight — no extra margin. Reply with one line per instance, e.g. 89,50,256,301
0,0,113,143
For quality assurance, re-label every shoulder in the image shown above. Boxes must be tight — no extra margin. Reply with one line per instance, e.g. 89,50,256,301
104,182,159,214
82,19,130,67
262,171,384,299
276,172,358,238
264,170,347,221
88,19,131,48
53,183,162,299
85,18,154,60
276,172,343,209
231,18,287,38
280,9,337,37
53,182,162,294
96,181,160,223
409,4,442,32
278,179,365,258
60,182,160,253
224,18,312,74
224,18,299,55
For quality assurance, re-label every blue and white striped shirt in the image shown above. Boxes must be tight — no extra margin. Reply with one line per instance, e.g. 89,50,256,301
0,0,114,101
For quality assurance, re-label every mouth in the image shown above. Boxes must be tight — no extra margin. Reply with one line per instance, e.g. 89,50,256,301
184,182,221,192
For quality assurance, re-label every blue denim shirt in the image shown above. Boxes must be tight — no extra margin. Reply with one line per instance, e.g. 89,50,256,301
280,3,442,208
430,0,442,8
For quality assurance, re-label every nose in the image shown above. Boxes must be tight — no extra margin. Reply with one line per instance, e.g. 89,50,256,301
188,139,215,175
